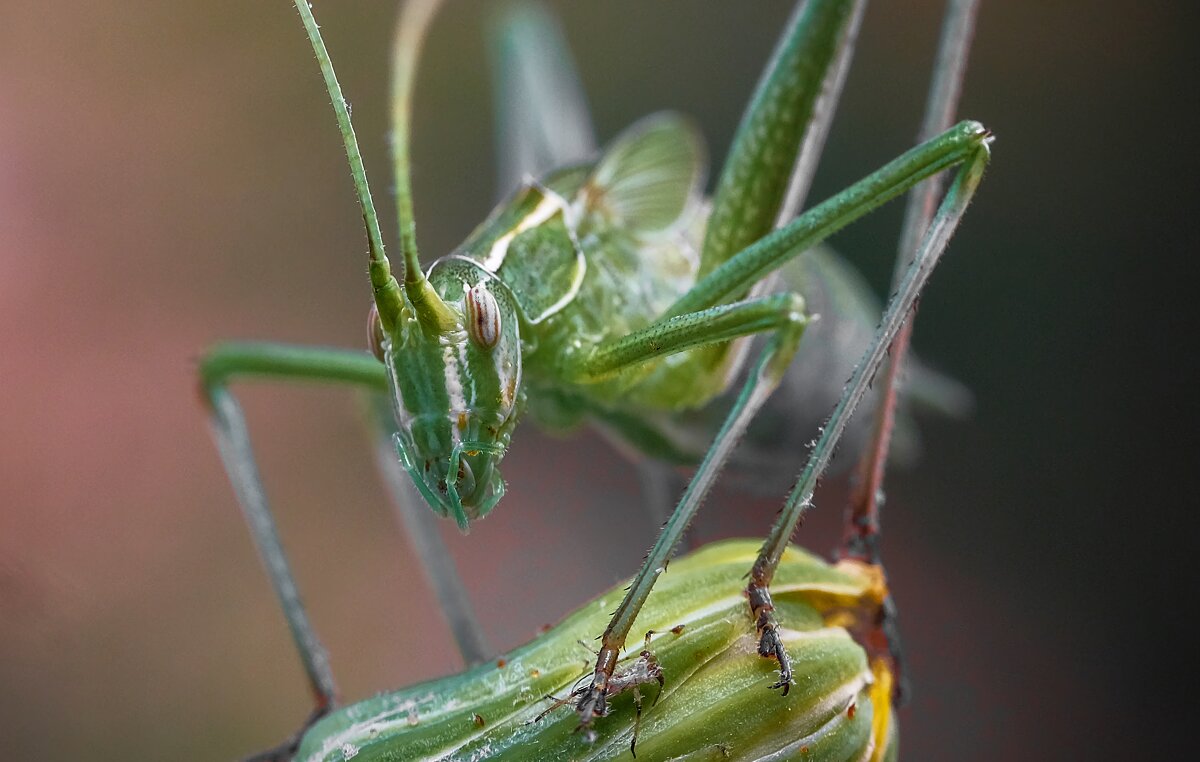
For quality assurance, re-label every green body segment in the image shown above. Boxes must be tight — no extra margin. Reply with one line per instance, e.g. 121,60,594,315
294,541,895,762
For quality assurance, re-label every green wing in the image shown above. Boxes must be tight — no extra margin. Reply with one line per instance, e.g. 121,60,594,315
582,112,707,234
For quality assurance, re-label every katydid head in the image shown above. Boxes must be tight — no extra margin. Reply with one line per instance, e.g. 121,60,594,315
378,259,524,531
300,0,521,530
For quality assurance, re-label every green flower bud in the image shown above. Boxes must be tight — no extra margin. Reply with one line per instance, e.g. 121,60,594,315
296,540,896,761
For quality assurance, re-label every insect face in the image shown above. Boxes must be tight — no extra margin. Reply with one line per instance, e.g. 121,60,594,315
386,259,524,530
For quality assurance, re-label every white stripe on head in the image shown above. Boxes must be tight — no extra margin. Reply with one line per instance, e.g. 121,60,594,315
442,343,465,447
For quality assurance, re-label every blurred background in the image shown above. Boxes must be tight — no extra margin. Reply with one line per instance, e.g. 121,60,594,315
1,1,1195,759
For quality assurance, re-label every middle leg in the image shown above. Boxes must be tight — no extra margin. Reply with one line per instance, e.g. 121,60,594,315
570,303,809,729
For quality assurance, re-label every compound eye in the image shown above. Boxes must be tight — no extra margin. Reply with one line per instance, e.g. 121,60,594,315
465,283,501,350
368,303,386,362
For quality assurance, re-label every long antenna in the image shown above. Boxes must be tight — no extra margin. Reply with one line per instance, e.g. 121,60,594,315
390,0,455,329
293,0,406,333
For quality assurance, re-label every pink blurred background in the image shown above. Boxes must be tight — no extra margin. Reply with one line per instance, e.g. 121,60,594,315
2,1,1193,759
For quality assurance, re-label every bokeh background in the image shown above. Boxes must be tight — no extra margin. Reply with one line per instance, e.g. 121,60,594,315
1,1,1195,759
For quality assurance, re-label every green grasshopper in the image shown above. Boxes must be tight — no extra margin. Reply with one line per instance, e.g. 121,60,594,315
200,0,989,758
